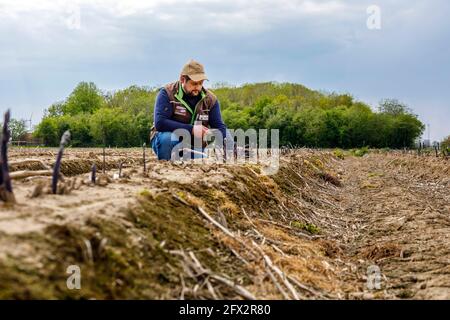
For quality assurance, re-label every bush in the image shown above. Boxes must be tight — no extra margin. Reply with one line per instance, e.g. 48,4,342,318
333,148,345,159
291,221,320,234
351,146,369,157
441,135,450,150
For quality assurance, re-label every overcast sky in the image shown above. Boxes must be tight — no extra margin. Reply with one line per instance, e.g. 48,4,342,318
0,0,448,141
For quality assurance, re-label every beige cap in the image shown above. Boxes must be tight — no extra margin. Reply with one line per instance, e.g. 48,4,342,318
180,59,208,81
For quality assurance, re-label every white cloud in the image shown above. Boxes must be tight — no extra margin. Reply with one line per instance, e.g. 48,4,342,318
299,0,345,14
0,0,350,34
0,0,449,140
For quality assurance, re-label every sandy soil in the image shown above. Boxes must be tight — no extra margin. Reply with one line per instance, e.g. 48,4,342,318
338,153,450,299
0,147,448,299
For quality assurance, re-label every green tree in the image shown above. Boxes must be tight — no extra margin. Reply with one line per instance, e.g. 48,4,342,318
45,102,65,117
388,114,425,148
90,107,139,147
34,117,59,146
34,81,426,149
378,99,413,115
67,114,94,147
9,119,28,141
106,85,155,116
441,135,450,151
64,82,104,115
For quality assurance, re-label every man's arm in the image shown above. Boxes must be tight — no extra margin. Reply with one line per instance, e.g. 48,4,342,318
154,88,193,133
208,100,227,140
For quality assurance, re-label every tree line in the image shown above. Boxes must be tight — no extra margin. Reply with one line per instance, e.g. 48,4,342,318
31,81,425,148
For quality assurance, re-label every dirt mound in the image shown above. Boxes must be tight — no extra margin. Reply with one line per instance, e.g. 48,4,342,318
10,159,51,171
0,149,356,299
0,148,448,299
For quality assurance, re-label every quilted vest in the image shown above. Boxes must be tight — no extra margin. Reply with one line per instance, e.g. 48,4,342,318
164,81,217,127
150,81,217,142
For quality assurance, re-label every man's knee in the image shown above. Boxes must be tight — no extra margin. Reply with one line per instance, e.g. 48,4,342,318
152,132,180,160
158,132,173,145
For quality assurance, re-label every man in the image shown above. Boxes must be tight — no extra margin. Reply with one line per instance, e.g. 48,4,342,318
150,59,229,160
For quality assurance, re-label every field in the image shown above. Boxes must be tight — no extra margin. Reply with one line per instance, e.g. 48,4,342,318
0,147,449,299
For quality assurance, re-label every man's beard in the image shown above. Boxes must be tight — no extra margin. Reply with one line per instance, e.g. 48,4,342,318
187,89,200,97
182,83,201,96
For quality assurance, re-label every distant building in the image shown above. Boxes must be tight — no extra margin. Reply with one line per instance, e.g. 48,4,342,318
11,132,43,146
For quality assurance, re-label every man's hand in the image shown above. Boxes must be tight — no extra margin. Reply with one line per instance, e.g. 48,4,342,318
192,123,209,139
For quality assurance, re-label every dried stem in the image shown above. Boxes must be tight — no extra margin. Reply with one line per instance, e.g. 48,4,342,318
91,164,96,184
0,109,15,202
143,143,146,173
52,130,70,194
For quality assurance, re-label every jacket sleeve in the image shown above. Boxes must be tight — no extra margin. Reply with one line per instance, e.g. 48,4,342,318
154,88,193,133
208,100,228,141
